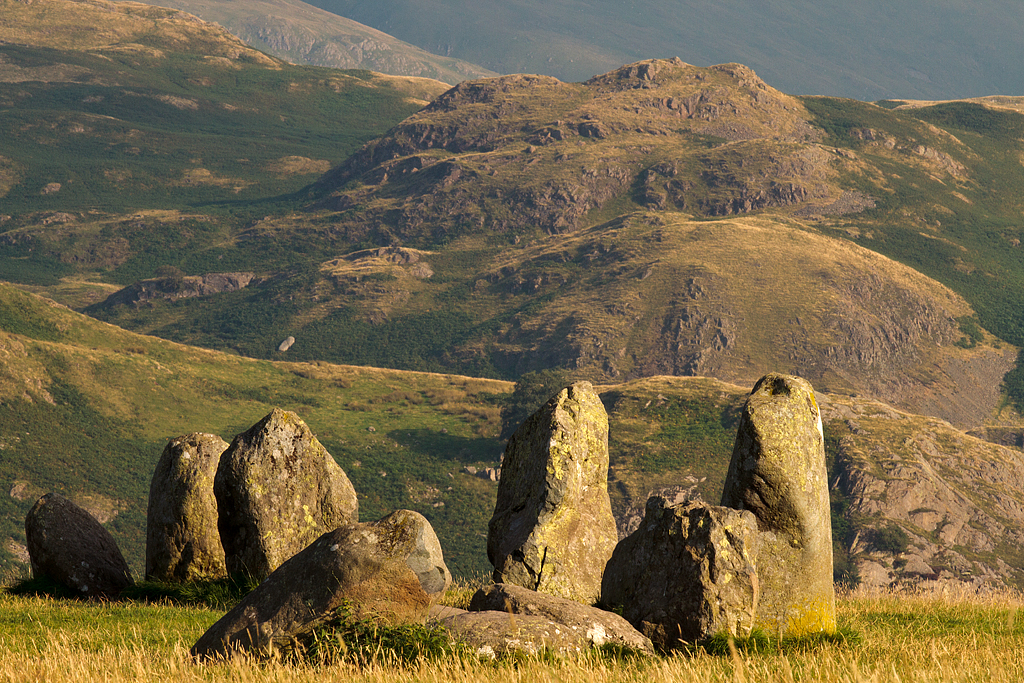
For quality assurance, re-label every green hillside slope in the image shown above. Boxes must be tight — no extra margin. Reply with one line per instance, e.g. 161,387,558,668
305,0,1024,100
0,0,448,219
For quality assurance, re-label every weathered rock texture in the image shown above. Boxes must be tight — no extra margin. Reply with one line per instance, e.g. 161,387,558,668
469,583,653,654
146,433,228,581
601,498,758,647
191,509,450,660
214,408,358,581
721,373,835,636
25,493,132,598
487,381,618,603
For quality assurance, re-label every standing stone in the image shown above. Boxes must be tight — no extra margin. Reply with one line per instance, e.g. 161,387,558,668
25,493,133,598
215,408,358,581
487,381,617,604
601,498,759,647
190,510,451,660
146,433,229,582
720,373,836,636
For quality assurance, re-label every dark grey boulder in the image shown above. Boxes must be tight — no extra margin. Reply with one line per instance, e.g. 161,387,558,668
146,432,228,582
488,381,617,604
25,493,132,598
190,509,451,660
470,583,653,654
601,498,759,647
721,373,835,636
214,408,358,581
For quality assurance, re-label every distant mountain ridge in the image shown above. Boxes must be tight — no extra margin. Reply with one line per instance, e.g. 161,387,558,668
304,0,1024,100
142,0,496,83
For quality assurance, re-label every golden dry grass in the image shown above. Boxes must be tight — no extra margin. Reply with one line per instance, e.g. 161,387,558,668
2,588,1024,682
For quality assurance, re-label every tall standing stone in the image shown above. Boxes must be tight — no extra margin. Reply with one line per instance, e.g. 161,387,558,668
146,433,229,582
215,408,358,581
25,493,133,598
720,373,836,636
488,381,617,604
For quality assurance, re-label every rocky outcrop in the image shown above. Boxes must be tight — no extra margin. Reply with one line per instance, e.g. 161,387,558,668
721,374,835,637
146,433,228,582
191,510,450,660
214,408,358,581
601,498,759,647
487,381,618,604
25,493,132,598
98,272,257,308
469,583,653,654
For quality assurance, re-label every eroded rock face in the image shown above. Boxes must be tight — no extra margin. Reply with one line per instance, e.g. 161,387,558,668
25,493,132,598
601,498,758,647
146,433,228,582
469,583,653,654
191,509,450,660
487,381,618,604
721,373,835,636
214,408,358,581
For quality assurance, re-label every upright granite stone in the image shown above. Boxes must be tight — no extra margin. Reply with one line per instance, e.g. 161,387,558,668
601,498,759,647
146,433,229,582
720,373,836,636
25,493,133,598
190,510,451,660
487,381,617,604
215,408,358,581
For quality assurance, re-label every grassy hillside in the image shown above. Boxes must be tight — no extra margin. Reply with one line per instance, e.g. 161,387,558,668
5,283,1024,591
0,0,448,219
304,0,1024,100
147,0,495,83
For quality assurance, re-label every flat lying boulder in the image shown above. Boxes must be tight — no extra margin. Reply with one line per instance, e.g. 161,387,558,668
146,433,228,582
214,408,358,581
436,608,629,659
191,509,450,660
25,493,132,598
601,498,758,648
488,381,617,603
470,583,653,654
720,373,836,636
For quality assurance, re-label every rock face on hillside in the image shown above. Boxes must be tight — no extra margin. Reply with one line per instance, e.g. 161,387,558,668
99,273,257,308
821,394,1024,591
721,374,835,636
146,433,228,582
214,409,358,581
488,381,618,604
602,498,759,647
191,510,449,660
25,493,132,598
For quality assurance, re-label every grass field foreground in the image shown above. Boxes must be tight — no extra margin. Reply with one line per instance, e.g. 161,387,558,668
1,587,1024,681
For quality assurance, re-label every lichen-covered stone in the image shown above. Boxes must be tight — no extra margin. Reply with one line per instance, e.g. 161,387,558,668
721,373,836,636
601,498,759,647
146,433,228,582
214,408,358,581
469,583,653,654
487,381,617,604
25,493,132,598
190,509,450,660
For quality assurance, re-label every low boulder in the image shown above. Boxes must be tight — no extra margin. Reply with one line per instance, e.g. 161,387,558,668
601,498,759,647
488,381,617,604
720,373,836,636
435,609,608,659
146,433,228,582
214,408,358,581
25,493,132,598
470,583,653,654
190,509,451,660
